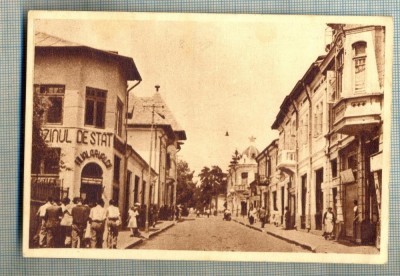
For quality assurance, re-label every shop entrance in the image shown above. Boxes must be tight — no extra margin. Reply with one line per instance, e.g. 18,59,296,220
344,182,357,237
81,163,103,204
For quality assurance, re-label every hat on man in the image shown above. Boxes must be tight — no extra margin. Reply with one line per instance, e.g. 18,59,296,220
134,202,141,206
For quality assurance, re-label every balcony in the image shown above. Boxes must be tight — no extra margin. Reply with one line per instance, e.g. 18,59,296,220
332,94,383,136
277,150,296,174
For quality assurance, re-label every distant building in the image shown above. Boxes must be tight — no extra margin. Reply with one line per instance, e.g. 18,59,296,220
226,138,259,217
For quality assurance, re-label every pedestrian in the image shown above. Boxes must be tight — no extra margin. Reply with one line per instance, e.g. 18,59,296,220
127,203,140,237
89,198,106,248
60,197,73,247
205,207,210,218
259,207,266,228
71,197,90,248
106,199,121,249
284,207,291,230
248,206,255,225
353,200,359,242
35,197,53,248
323,207,336,240
44,197,62,248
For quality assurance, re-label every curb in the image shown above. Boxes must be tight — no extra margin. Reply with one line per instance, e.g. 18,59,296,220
124,222,176,249
232,218,316,253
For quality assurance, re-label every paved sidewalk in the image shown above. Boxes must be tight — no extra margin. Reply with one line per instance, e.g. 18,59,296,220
105,220,177,249
232,217,379,254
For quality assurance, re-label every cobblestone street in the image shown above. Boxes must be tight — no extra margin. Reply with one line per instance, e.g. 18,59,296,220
135,215,308,252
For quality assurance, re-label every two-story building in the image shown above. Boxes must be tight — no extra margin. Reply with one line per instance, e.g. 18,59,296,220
127,89,186,210
226,139,259,217
30,32,146,237
262,24,385,247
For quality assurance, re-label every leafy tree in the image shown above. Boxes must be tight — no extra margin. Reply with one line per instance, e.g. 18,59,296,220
176,160,196,207
198,165,227,212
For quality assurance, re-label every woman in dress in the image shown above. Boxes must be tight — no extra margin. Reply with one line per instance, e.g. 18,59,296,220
323,207,336,240
127,204,139,237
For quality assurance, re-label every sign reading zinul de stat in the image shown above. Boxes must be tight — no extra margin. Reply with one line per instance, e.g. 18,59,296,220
41,128,113,147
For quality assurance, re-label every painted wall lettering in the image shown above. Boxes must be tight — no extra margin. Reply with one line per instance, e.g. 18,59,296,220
41,128,113,147
74,149,112,169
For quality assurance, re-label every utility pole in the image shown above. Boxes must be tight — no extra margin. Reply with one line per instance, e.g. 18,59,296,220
143,102,164,234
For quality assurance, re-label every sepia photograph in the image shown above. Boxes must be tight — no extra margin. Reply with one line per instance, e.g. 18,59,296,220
23,11,392,263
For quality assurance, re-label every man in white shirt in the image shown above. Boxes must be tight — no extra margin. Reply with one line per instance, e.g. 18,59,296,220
89,198,106,248
36,197,53,248
106,199,121,249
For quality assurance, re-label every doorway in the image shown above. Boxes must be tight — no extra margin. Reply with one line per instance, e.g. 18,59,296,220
344,182,357,237
80,162,103,204
315,168,324,230
301,174,307,229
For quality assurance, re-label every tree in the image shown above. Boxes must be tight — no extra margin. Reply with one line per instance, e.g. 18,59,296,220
176,160,196,207
198,165,227,212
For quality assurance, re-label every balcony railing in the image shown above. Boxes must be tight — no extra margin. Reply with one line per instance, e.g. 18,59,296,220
277,150,296,173
332,94,382,135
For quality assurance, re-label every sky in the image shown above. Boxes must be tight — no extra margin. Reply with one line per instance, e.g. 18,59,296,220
35,13,327,179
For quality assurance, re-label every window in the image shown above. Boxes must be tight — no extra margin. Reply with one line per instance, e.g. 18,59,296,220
314,102,323,137
34,84,65,124
113,155,121,183
31,147,61,175
353,41,367,93
85,87,107,128
241,172,248,185
331,158,338,178
134,175,140,204
303,114,309,144
336,50,344,99
115,98,123,137
273,191,278,211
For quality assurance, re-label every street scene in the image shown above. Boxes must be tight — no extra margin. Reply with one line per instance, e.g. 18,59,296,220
24,12,389,261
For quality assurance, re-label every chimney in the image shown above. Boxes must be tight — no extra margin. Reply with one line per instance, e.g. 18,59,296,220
155,85,160,92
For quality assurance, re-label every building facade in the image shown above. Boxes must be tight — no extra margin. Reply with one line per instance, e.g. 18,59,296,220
226,139,259,217
127,91,186,210
261,24,385,247
30,32,144,236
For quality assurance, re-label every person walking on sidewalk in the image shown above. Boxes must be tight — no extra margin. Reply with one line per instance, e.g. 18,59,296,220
60,197,73,247
44,198,62,248
35,197,52,248
71,197,90,248
248,206,255,225
89,198,106,248
323,207,336,240
106,199,121,249
127,204,140,237
284,207,291,230
259,207,266,228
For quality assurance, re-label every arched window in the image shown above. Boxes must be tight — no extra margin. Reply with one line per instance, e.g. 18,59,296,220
353,41,367,93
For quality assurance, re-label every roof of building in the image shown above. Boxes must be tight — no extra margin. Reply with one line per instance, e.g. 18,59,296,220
256,139,279,161
242,145,260,160
271,56,325,130
128,92,187,141
35,32,142,81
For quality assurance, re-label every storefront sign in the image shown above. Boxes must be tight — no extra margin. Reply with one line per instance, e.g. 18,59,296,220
74,149,112,169
31,176,59,185
340,169,355,184
42,128,113,147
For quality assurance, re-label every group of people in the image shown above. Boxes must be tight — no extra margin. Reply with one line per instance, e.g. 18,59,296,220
35,196,132,249
247,206,267,228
